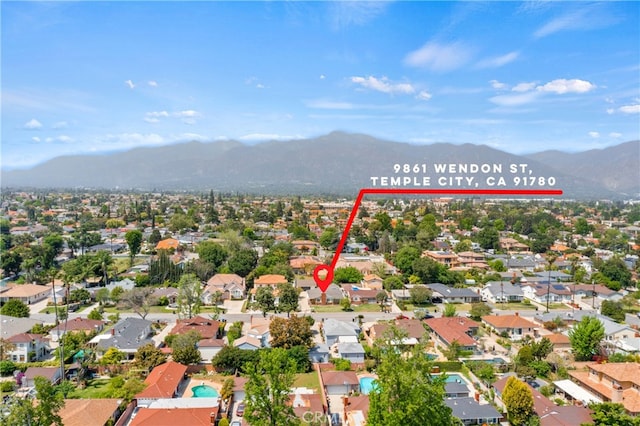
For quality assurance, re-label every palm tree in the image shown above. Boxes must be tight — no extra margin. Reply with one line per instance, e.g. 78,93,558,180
545,251,558,313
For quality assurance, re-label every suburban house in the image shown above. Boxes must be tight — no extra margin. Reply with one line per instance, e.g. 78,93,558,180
481,281,524,303
499,238,530,253
322,318,360,346
423,251,461,268
457,251,489,270
58,399,123,426
364,318,427,346
289,256,323,274
0,315,43,341
307,283,343,305
135,361,188,406
424,317,480,352
444,397,501,425
91,317,154,360
342,284,378,305
170,316,222,340
521,282,572,304
196,338,225,363
49,317,105,342
481,313,538,341
321,370,360,395
506,256,536,271
252,274,288,296
569,362,640,416
247,316,272,347
428,283,481,304
128,401,220,426
21,366,62,388
233,335,262,351
343,394,370,426
155,238,180,251
6,333,49,362
290,390,326,424
203,273,245,301
493,376,593,426
0,283,51,305
335,342,365,363
309,344,331,363
361,274,383,290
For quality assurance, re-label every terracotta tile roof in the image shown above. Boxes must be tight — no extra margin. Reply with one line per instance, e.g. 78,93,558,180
481,314,537,329
587,362,640,385
155,238,179,250
424,316,479,347
321,370,359,386
2,284,50,298
59,399,121,426
546,333,570,345
7,333,44,343
170,316,221,340
51,317,104,333
129,407,217,426
206,274,243,286
254,274,288,285
136,361,187,399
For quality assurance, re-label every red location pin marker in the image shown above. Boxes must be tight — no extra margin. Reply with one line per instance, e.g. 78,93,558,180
313,265,333,293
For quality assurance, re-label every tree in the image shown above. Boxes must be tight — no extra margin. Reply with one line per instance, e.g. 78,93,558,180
196,240,228,271
269,315,313,349
244,348,299,426
333,266,363,283
476,226,500,250
131,343,167,372
100,347,125,366
368,328,454,425
468,303,492,321
530,337,553,361
2,376,65,426
1,299,30,318
383,276,404,291
227,248,258,277
220,377,235,404
601,300,626,322
125,229,143,266
87,308,103,320
569,316,605,361
255,286,275,316
586,402,640,426
177,273,203,318
393,245,421,276
340,297,352,312
443,303,457,317
502,376,537,426
442,340,462,361
119,287,157,319
170,330,202,365
277,282,299,315
319,227,340,249
212,345,259,374
409,285,432,305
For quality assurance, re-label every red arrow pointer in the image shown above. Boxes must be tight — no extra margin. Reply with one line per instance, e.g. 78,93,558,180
312,188,563,292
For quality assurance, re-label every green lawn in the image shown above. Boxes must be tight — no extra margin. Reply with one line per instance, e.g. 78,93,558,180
312,304,385,313
293,372,321,391
495,302,539,310
67,378,111,399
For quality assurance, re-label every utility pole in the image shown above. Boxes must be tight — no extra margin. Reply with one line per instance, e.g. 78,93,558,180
592,279,596,309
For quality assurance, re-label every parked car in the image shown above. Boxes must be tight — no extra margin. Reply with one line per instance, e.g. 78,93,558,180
236,402,245,417
230,422,241,426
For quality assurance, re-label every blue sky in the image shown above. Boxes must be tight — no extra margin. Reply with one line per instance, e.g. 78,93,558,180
2,1,639,170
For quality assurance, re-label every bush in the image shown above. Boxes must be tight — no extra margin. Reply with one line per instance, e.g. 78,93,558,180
0,360,17,376
432,361,464,372
0,381,15,392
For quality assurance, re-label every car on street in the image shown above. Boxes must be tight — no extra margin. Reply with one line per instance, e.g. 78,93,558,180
236,402,245,417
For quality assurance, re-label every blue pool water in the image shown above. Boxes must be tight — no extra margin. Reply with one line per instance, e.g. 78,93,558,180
359,377,378,395
192,384,219,398
432,373,465,383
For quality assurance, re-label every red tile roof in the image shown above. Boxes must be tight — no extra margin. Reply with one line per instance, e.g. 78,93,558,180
424,316,479,347
129,407,217,426
136,361,187,399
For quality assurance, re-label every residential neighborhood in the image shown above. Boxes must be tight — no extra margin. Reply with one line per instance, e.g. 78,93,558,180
0,191,639,425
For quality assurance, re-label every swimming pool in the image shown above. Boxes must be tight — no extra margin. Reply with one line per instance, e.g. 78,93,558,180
359,377,378,395
432,373,465,383
192,384,219,398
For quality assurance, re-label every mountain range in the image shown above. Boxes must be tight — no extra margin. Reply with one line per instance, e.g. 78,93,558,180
2,132,638,199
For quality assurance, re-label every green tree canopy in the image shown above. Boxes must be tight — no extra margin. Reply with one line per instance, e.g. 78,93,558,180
131,343,167,373
170,330,202,365
125,229,143,266
177,273,203,318
269,315,313,349
1,299,30,318
333,266,363,283
502,376,537,426
243,348,299,426
569,316,605,361
367,327,454,425
255,286,275,316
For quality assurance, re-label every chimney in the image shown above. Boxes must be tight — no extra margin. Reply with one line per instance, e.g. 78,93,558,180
209,412,215,425
515,312,519,317
612,384,623,403
111,328,115,335
321,292,327,305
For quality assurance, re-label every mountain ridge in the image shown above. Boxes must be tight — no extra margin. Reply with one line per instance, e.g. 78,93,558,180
2,132,638,199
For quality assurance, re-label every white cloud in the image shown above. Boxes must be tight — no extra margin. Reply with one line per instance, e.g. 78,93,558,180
476,51,519,69
174,110,199,118
329,1,389,30
619,104,640,114
256,84,265,89
177,133,207,141
319,74,326,80
512,82,537,92
588,131,600,138
533,6,618,39
416,91,432,101
404,41,473,72
490,80,507,90
147,111,170,118
148,80,158,87
536,79,595,94
32,136,41,143
24,118,43,129
350,76,415,95
609,132,622,138
144,117,160,123
489,91,540,107
52,121,68,129
45,135,73,143
124,80,135,89
606,108,615,115
306,100,355,110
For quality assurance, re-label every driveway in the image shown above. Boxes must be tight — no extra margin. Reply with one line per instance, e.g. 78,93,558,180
223,299,245,314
